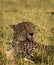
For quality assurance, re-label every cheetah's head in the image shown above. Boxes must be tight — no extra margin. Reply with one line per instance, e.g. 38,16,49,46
11,22,36,41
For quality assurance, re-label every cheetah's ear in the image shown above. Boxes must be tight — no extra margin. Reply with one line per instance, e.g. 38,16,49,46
10,25,16,30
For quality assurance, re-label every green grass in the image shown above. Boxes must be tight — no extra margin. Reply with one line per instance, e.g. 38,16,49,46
0,0,54,65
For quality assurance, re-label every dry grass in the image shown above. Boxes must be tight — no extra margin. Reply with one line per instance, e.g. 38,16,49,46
0,0,54,65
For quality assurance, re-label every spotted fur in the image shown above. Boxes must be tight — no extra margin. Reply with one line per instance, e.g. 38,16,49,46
11,22,54,62
15,40,54,57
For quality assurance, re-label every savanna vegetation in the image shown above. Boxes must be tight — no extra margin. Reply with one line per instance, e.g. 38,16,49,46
0,0,54,65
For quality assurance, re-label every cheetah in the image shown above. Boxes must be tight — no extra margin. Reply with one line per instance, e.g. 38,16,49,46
11,22,54,63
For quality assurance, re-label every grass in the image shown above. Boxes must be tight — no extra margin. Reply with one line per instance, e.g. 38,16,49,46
0,0,54,65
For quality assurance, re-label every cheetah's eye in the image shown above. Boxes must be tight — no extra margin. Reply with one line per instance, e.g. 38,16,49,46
29,33,34,36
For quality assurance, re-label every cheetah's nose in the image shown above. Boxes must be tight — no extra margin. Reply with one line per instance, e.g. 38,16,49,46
29,33,34,36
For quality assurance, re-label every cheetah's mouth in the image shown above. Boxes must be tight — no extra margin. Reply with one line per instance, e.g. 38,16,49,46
27,37,34,41
30,37,34,41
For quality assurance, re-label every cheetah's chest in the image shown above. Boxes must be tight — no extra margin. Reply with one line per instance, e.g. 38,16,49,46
18,41,35,57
